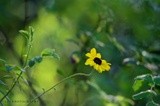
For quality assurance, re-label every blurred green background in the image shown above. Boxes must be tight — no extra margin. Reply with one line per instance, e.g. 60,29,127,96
0,0,160,106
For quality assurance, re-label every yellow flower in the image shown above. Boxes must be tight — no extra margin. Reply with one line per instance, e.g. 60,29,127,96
85,48,111,73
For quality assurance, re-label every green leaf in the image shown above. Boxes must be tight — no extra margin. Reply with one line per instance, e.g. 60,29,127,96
132,90,157,100
29,26,34,41
29,26,34,36
133,80,143,91
1,75,12,79
5,64,15,72
19,30,29,40
4,64,21,72
28,56,43,67
153,76,160,86
41,48,60,60
35,56,43,63
146,101,160,106
28,59,35,67
135,74,154,87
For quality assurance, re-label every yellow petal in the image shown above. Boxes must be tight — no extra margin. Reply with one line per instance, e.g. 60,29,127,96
108,63,111,65
103,64,111,71
102,60,111,71
90,48,96,56
98,66,103,73
102,60,107,64
85,53,91,57
89,61,95,66
85,59,94,66
105,65,111,71
85,59,91,65
93,64,98,71
96,53,101,58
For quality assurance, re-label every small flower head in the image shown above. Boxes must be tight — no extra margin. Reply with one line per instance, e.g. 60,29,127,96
85,48,111,73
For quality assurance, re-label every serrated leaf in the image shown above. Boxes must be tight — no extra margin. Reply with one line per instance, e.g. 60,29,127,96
146,101,160,106
132,90,156,100
41,48,60,60
133,80,143,91
153,76,160,86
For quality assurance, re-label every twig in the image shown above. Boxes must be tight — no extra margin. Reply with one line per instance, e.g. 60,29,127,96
0,71,23,102
0,28,32,103
27,72,92,106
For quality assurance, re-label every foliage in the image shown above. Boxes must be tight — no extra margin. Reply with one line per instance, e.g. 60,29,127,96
0,0,160,106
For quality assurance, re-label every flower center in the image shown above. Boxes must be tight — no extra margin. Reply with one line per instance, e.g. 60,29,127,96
93,57,102,65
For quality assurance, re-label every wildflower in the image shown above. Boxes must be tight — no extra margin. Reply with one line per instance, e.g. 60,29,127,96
85,48,111,73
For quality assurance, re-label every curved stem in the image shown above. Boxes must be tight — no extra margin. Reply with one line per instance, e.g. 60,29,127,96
27,72,93,106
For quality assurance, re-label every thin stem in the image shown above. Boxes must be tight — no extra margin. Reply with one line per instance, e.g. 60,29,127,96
23,43,32,67
0,0,31,103
0,71,23,102
0,33,32,103
27,72,93,106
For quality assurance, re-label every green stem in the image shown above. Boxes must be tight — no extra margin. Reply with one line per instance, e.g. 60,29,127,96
0,33,32,103
27,72,92,106
23,43,32,67
0,71,23,102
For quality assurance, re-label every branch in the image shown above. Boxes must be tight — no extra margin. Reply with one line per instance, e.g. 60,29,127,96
27,72,92,106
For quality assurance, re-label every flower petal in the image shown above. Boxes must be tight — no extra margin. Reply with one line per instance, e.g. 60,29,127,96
98,66,103,73
85,59,94,66
96,53,101,58
102,60,111,71
85,53,91,57
85,48,111,73
93,64,98,71
85,59,91,65
108,63,111,65
104,65,111,71
90,48,96,56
